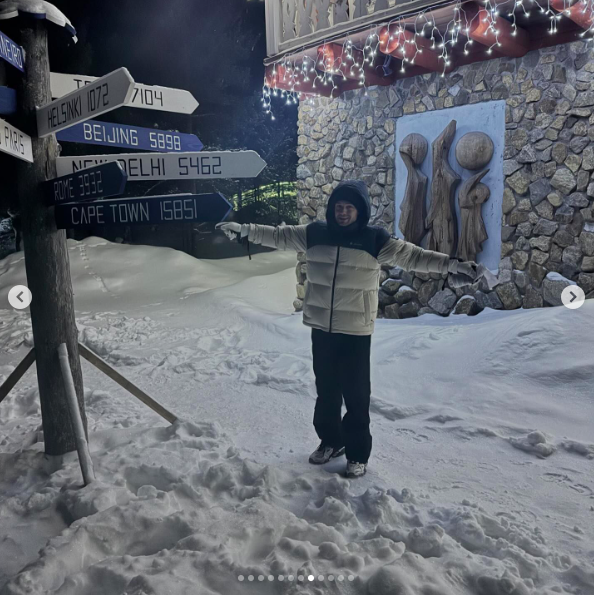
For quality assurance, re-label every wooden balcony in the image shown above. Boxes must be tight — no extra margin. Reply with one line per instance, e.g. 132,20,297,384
265,0,446,58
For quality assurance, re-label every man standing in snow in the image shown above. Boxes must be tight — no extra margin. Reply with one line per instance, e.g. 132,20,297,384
217,180,476,478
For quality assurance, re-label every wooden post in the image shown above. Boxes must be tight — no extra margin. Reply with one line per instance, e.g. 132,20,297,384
0,348,36,405
58,343,95,486
14,20,86,455
78,343,178,424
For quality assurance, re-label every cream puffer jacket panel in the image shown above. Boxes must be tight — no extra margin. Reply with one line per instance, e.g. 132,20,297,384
247,223,449,335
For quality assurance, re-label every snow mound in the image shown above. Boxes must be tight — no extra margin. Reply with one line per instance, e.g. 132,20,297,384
1,387,593,595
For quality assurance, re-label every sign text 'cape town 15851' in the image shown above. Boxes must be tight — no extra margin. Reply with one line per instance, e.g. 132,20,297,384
0,118,33,162
37,68,135,137
55,193,232,229
50,73,199,115
56,151,266,181
44,162,128,206
56,120,203,153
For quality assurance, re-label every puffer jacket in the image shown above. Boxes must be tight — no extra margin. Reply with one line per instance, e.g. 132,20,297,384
247,181,450,336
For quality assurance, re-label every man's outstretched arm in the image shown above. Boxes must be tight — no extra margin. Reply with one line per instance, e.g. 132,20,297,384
378,236,476,279
216,222,308,253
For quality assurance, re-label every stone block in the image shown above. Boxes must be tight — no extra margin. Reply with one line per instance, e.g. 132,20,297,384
428,289,457,315
496,282,523,309
523,285,544,309
454,295,480,316
543,272,574,305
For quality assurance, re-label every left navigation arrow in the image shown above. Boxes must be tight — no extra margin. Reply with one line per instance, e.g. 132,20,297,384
36,67,135,138
44,162,127,206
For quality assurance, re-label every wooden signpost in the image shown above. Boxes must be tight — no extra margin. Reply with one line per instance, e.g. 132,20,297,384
55,192,232,228
0,29,25,72
0,86,16,115
56,119,203,153
56,150,267,181
37,67,135,138
44,162,127,206
0,117,33,162
51,73,199,114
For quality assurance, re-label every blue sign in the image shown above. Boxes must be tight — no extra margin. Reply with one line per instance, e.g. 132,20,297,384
0,30,24,72
55,193,232,229
56,120,204,153
0,86,16,115
44,162,127,206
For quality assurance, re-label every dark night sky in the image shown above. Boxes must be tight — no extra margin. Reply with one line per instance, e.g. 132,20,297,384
46,0,296,166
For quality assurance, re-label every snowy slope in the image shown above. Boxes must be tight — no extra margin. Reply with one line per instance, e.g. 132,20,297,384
0,238,593,595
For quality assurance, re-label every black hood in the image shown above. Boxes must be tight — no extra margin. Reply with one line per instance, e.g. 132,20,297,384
326,180,371,234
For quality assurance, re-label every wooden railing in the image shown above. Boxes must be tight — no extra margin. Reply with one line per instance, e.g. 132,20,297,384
265,0,423,57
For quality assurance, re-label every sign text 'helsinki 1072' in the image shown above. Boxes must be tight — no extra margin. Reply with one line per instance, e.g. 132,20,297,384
37,67,135,138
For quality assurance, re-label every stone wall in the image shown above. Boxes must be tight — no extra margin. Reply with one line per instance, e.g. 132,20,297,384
294,41,594,317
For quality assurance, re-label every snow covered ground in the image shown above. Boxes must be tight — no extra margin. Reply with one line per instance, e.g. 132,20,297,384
1,237,593,595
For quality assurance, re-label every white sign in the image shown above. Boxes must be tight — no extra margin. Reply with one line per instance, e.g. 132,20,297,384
51,73,199,115
0,118,33,162
56,151,267,181
37,68,135,138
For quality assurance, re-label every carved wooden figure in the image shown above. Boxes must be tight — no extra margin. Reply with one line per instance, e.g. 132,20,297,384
457,169,490,262
399,133,428,246
426,120,460,256
455,131,494,171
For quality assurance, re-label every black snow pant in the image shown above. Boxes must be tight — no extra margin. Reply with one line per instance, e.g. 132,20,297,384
311,328,372,464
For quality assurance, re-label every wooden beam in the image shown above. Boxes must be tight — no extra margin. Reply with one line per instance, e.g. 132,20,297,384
0,348,35,405
265,63,335,97
78,342,178,424
379,25,445,72
464,2,530,58
550,0,594,31
317,42,394,86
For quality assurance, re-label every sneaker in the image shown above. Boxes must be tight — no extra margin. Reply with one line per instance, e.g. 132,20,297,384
308,442,346,465
345,460,367,478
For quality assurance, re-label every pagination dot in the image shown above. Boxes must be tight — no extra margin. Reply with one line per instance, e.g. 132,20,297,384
238,572,358,582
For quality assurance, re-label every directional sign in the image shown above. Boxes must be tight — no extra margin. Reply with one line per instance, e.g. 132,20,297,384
0,118,33,162
51,73,199,114
0,30,24,72
37,67,135,138
55,193,232,229
56,151,267,181
56,120,203,153
44,162,127,206
0,86,16,115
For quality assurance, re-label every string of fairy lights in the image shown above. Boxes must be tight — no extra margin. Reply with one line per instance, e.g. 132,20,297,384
262,0,594,118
